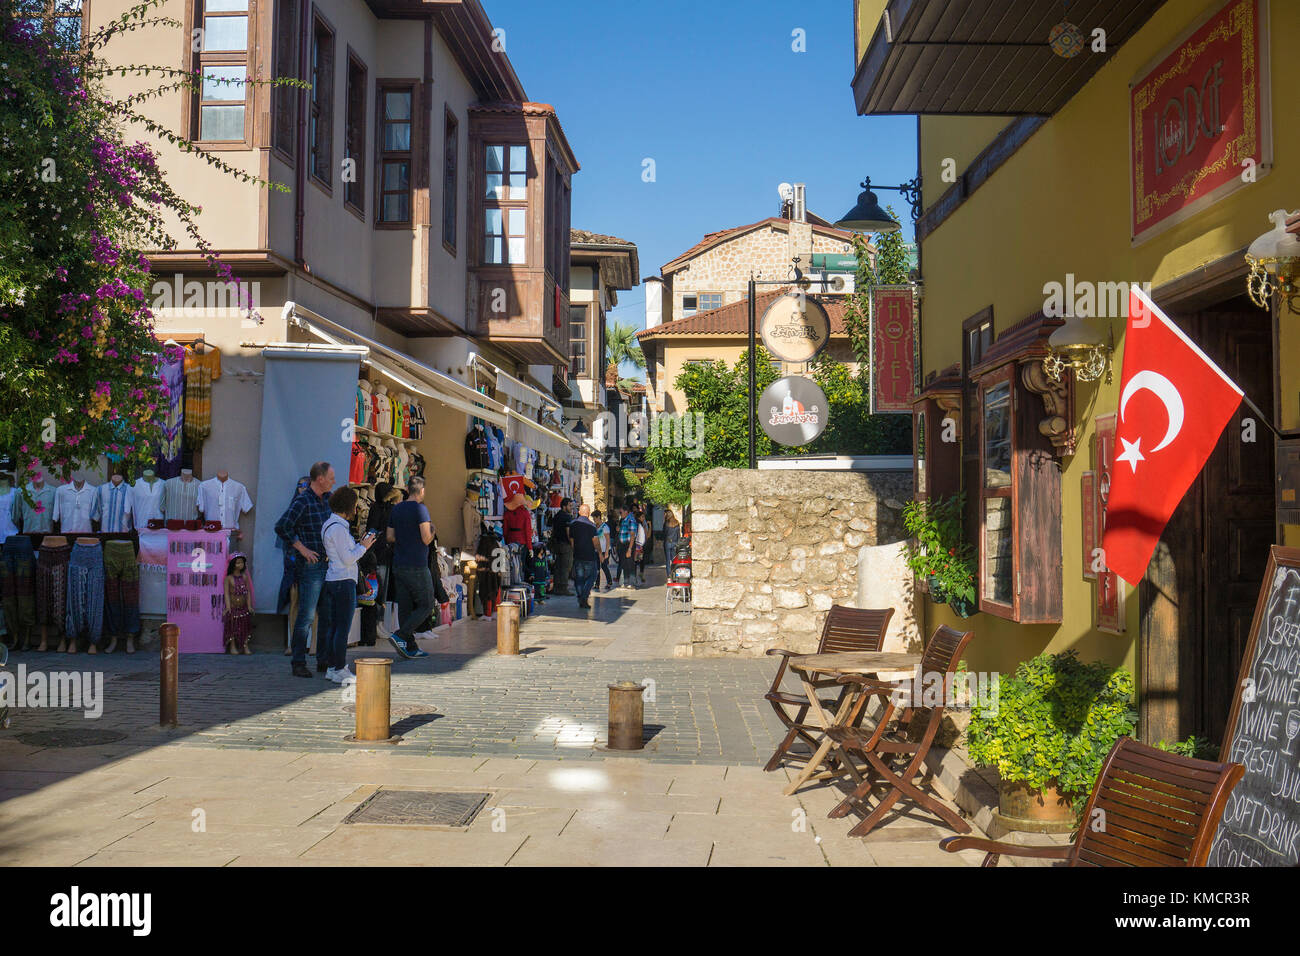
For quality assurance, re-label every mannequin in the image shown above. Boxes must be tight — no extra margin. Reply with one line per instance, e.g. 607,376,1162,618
198,468,252,539
53,477,96,534
95,471,132,534
69,536,107,653
500,472,539,549
374,383,392,435
131,468,164,528
357,378,374,434
162,468,200,524
14,472,55,535
394,441,410,490
381,439,399,487
40,534,71,653
462,482,481,553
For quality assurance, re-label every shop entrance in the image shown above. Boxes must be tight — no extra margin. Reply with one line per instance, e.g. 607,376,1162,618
1139,296,1276,746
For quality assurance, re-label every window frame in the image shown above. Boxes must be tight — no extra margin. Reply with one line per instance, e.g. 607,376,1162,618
188,0,253,148
374,80,417,228
271,0,299,162
568,303,589,376
30,0,88,50
682,292,722,317
442,107,459,254
977,363,1017,619
343,48,367,218
482,142,528,265
308,9,336,193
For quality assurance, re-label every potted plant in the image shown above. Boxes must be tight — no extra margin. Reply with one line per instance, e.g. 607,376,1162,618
966,650,1137,831
902,495,977,616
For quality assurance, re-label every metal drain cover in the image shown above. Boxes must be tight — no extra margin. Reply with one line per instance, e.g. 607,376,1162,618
16,729,128,748
115,671,207,682
344,789,491,828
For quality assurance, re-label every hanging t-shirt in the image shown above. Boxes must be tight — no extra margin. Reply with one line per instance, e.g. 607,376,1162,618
350,440,367,485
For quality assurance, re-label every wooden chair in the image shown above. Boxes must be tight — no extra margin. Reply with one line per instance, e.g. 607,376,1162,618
763,605,895,773
939,737,1245,867
826,624,974,838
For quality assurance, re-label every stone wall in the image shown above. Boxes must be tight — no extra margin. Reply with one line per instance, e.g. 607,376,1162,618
688,468,914,657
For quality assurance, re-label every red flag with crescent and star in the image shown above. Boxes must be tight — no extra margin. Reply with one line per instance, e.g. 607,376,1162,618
1101,287,1243,586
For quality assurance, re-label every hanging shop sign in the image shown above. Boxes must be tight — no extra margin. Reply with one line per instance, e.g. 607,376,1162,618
870,285,918,414
759,293,830,364
1130,0,1270,244
759,376,828,447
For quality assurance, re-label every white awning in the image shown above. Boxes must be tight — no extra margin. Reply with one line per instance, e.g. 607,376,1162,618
505,408,573,460
469,354,561,416
285,302,508,428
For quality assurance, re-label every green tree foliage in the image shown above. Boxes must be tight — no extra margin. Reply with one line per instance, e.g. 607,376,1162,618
605,321,644,374
642,349,911,505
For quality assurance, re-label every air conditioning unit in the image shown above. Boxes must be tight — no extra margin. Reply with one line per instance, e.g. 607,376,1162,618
803,271,854,295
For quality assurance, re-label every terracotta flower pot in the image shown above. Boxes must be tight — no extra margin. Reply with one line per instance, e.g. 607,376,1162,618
994,778,1077,833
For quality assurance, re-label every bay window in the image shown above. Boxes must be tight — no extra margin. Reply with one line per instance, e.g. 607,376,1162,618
484,145,527,264
377,85,413,224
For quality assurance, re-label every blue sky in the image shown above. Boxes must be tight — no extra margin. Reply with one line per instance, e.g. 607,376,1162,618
480,0,918,338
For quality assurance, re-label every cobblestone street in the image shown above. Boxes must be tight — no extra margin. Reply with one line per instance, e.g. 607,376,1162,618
0,573,984,866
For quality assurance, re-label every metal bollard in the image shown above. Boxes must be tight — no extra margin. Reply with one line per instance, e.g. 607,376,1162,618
349,657,401,744
496,601,520,655
607,681,645,750
159,622,179,727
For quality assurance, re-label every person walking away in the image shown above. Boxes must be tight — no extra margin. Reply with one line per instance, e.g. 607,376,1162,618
570,504,600,609
593,510,614,592
386,475,433,659
320,487,377,682
633,505,649,584
274,462,335,678
663,508,682,581
550,497,574,595
358,481,399,646
277,475,311,656
222,553,254,655
616,503,639,589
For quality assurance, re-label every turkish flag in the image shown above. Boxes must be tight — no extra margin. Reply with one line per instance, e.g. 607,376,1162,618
1101,287,1243,585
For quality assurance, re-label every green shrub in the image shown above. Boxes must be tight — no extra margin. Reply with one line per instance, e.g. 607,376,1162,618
1156,736,1218,760
902,495,975,606
966,650,1137,815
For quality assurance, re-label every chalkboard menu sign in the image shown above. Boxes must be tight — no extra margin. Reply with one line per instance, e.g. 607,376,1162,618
1209,546,1300,867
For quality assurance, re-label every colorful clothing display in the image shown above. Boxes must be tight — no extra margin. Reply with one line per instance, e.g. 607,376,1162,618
0,487,16,542
157,347,185,477
182,345,221,447
35,540,71,628
102,540,140,636
65,541,105,647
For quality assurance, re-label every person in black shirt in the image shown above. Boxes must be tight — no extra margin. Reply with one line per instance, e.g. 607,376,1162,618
549,498,574,595
358,481,400,646
569,504,600,609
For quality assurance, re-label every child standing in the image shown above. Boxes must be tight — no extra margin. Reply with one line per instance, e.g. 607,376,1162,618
224,553,254,654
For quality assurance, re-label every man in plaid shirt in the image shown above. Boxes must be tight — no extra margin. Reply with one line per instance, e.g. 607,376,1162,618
274,461,336,677
616,502,640,590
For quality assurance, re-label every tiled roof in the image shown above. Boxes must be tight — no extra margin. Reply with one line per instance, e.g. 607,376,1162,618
637,290,852,340
571,229,636,246
662,217,858,274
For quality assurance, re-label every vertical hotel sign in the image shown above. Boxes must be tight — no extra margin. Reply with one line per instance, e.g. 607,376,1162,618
1130,0,1270,244
870,285,917,413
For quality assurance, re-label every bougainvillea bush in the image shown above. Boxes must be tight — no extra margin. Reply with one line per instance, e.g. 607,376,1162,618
0,0,287,485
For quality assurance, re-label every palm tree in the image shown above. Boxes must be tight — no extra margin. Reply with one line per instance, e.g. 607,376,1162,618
606,321,645,375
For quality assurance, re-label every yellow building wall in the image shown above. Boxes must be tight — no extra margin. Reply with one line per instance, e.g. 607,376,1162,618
915,1,1300,680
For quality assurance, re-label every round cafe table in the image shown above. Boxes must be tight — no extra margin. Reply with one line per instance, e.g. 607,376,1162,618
782,651,922,796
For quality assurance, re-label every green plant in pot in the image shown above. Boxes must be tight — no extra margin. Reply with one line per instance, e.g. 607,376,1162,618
902,495,977,617
966,650,1137,831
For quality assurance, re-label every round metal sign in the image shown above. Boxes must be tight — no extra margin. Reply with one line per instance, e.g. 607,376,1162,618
759,293,831,364
759,376,829,446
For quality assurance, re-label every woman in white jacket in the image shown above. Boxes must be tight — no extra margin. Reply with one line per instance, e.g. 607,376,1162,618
320,487,377,683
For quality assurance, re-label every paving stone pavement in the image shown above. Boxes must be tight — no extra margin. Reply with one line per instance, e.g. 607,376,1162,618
0,571,986,866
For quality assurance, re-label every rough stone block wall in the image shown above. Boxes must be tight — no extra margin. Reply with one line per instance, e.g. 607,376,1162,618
688,467,912,657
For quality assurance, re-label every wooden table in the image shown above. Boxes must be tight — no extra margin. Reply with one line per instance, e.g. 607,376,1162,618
782,651,922,796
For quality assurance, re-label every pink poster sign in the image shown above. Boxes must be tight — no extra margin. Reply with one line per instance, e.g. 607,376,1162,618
165,530,228,653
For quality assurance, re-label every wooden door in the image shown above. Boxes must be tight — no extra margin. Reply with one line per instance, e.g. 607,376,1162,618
1139,305,1275,745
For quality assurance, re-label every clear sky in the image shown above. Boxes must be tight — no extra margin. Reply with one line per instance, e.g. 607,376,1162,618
480,0,919,338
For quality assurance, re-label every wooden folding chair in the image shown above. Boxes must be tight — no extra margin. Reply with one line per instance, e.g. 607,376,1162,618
940,737,1244,866
763,606,894,773
826,624,974,838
